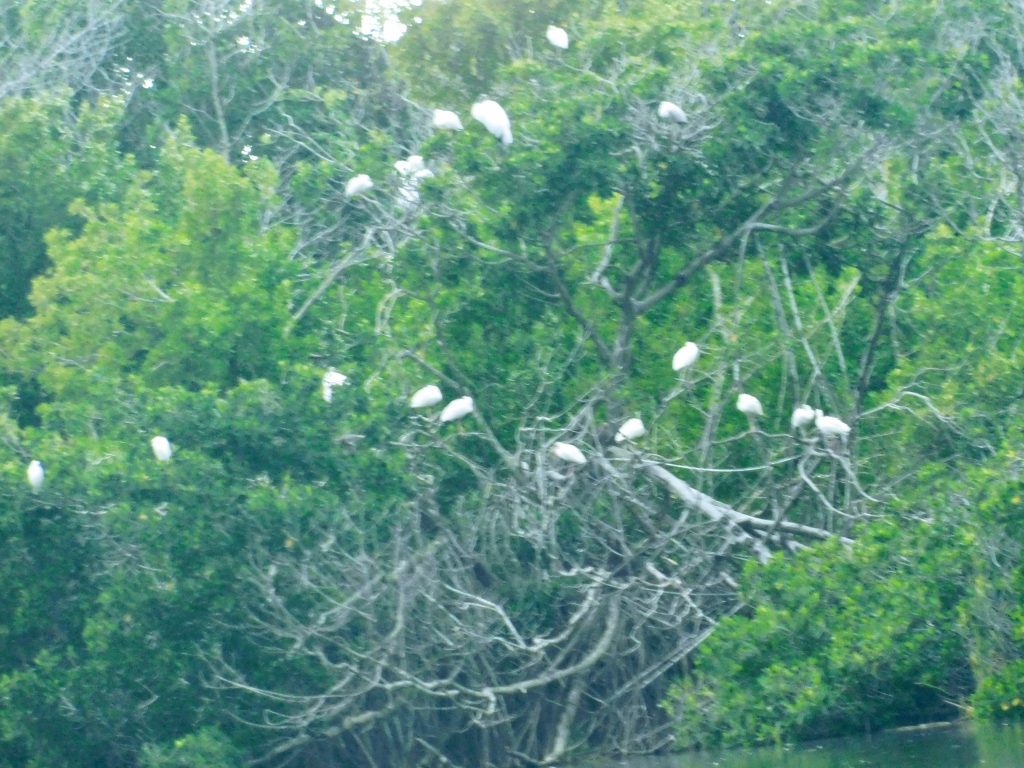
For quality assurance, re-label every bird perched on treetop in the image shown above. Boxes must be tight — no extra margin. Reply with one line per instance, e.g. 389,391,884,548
322,368,349,403
814,409,851,438
151,436,173,462
27,460,44,492
737,393,764,418
791,404,815,430
657,101,688,124
394,155,426,176
345,174,374,197
551,441,587,465
471,99,513,146
614,418,647,443
440,396,474,423
409,385,443,409
546,25,569,49
672,341,700,372
432,109,463,131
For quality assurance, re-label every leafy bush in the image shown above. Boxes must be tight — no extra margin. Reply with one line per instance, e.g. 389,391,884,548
140,728,244,768
664,518,974,748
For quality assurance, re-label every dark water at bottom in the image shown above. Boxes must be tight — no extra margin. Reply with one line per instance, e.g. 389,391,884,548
589,721,1024,768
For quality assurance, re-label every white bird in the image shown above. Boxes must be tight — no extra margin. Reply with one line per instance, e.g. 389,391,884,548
395,159,435,209
345,174,374,197
322,368,349,403
432,109,464,131
394,155,426,176
672,341,700,372
440,396,474,423
657,100,688,124
546,25,569,49
614,417,647,443
737,393,764,418
471,99,513,146
551,441,587,465
791,404,816,430
814,409,851,439
27,460,44,492
409,385,443,409
151,435,173,462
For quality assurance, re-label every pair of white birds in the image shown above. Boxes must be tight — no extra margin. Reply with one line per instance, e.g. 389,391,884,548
346,154,438,203
408,384,475,423
548,415,646,467
433,100,514,145
792,404,851,438
27,435,172,491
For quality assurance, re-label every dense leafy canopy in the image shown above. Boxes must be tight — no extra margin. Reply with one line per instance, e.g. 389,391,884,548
1,0,1023,766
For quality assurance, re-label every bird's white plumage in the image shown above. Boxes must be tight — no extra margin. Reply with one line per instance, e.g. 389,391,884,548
471,99,513,145
737,393,764,417
657,101,688,123
551,441,587,465
409,385,443,409
432,109,463,131
440,396,474,423
615,417,647,443
546,25,569,49
791,404,815,430
345,174,374,197
394,155,425,176
151,436,173,462
27,460,44,491
322,368,349,403
672,341,700,372
395,158,434,209
814,409,851,438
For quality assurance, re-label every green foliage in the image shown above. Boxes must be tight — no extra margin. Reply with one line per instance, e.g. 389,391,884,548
665,518,974,748
140,728,244,768
2,0,1024,764
0,127,326,766
968,443,1024,720
0,94,127,320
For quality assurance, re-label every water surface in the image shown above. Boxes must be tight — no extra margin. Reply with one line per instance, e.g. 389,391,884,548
594,721,1024,768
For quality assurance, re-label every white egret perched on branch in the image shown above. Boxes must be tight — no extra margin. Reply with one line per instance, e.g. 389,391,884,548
657,101,688,124
546,25,569,49
672,341,700,372
27,460,44,492
471,99,513,145
814,409,851,439
151,436,173,462
394,155,425,176
551,441,586,465
432,109,463,131
737,393,764,418
345,174,374,197
615,418,647,443
322,368,349,403
409,385,443,409
395,155,431,208
791,404,815,430
440,396,474,423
